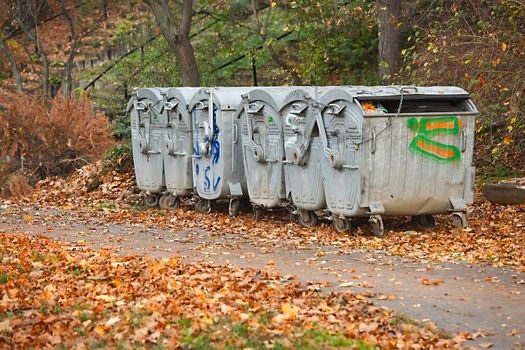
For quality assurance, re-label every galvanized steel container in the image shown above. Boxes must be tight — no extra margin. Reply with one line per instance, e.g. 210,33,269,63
189,87,253,215
127,87,168,207
280,87,334,226
236,87,297,219
316,86,478,235
159,87,200,209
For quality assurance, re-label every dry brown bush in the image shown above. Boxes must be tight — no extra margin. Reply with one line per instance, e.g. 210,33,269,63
0,91,116,183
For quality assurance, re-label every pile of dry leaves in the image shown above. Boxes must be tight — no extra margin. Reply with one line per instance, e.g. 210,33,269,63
0,234,461,349
11,162,525,271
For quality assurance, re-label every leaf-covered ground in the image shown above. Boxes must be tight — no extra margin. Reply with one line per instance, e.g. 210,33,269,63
15,162,525,271
0,233,462,349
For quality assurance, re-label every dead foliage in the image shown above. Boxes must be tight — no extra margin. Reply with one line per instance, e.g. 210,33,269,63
0,174,32,198
0,233,464,349
401,0,525,172
0,90,116,180
7,162,524,271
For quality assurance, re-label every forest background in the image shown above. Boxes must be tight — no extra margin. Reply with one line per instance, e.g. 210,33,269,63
0,0,523,194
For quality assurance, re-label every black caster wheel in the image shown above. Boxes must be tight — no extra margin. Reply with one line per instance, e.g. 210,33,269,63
195,199,212,214
334,216,350,233
229,198,240,216
253,206,263,221
369,215,384,237
165,195,180,209
159,194,170,209
144,193,160,208
298,210,318,227
452,212,468,228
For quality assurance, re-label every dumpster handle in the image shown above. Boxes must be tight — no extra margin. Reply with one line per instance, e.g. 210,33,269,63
241,94,265,162
461,129,467,152
313,102,344,169
207,90,215,141
164,101,179,156
290,98,316,166
134,101,150,155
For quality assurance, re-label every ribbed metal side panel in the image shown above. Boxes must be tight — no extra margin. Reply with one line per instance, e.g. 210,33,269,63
362,115,475,216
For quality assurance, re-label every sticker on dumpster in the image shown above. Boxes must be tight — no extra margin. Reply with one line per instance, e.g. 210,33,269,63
286,114,296,127
407,116,462,162
267,115,274,124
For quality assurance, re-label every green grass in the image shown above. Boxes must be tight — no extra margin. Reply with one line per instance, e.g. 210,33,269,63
0,273,9,284
476,165,521,185
78,311,96,323
173,316,377,350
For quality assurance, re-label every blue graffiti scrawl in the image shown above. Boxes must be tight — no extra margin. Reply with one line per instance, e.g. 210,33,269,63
204,166,221,191
208,106,220,165
193,104,222,193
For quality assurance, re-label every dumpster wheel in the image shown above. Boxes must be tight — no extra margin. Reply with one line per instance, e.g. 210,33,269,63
253,206,263,221
165,195,180,210
452,212,468,228
299,210,318,227
369,215,384,237
144,193,160,208
159,194,169,209
333,216,350,233
228,198,240,217
195,199,212,214
288,208,298,223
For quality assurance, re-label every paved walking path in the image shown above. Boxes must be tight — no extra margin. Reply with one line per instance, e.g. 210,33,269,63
1,205,523,349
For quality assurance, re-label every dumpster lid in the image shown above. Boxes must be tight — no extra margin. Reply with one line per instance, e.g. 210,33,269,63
189,87,254,111
280,87,337,113
166,87,200,107
126,87,168,114
234,87,297,119
320,86,477,115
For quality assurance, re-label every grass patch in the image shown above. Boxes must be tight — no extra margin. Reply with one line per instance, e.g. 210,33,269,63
0,273,9,284
173,316,377,350
79,311,96,323
476,165,521,185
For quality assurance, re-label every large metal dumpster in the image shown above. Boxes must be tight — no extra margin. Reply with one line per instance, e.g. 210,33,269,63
280,87,334,226
236,87,296,220
127,87,168,207
190,87,253,215
315,86,478,236
159,87,200,209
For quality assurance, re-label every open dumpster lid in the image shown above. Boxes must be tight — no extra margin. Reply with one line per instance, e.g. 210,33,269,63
352,86,477,115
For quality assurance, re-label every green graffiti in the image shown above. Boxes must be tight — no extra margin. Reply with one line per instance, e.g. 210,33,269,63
407,116,463,136
407,116,462,162
267,115,274,124
409,135,461,161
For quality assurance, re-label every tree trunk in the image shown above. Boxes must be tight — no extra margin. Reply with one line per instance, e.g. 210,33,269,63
377,0,401,82
14,13,51,98
172,35,200,87
60,0,81,97
143,0,200,86
0,38,23,91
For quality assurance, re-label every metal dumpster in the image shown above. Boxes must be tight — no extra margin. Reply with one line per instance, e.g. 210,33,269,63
236,87,296,220
159,87,200,209
315,86,478,236
280,87,334,226
127,87,168,207
190,87,253,215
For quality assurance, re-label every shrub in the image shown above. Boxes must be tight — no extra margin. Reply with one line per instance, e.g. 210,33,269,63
0,91,116,180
